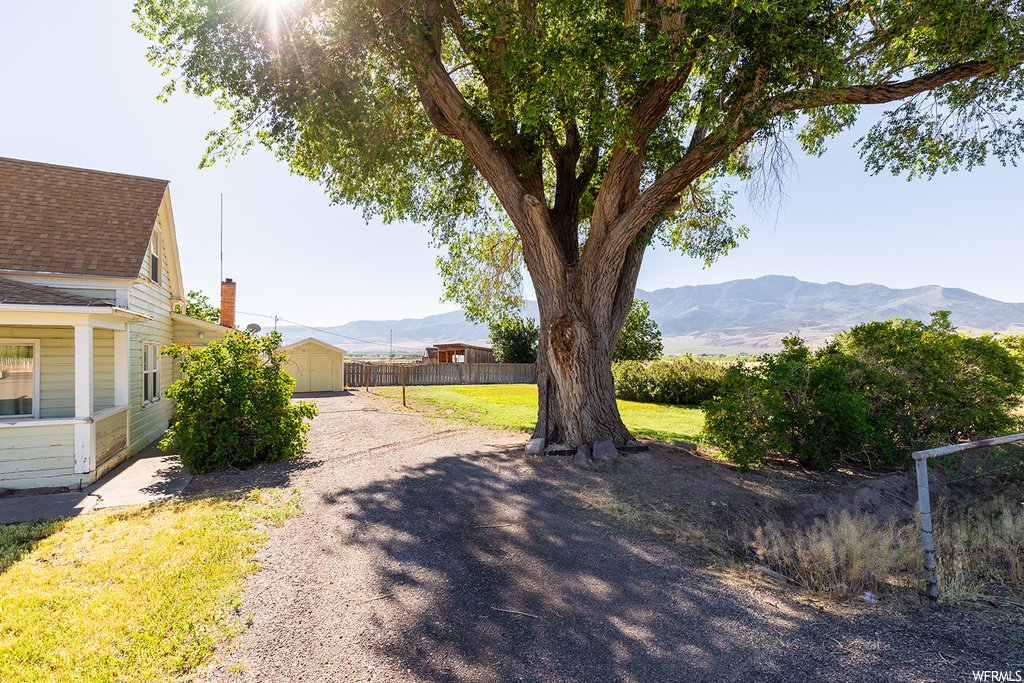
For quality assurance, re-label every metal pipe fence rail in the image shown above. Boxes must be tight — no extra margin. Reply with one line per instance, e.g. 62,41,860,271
344,362,537,387
913,432,1024,607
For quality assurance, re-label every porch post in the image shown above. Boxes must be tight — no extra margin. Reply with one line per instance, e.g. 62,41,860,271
74,324,96,476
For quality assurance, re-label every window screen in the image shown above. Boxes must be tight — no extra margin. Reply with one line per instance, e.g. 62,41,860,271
0,344,35,416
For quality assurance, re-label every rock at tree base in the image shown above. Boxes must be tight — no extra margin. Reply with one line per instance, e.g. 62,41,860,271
525,438,544,455
592,440,619,461
573,444,592,468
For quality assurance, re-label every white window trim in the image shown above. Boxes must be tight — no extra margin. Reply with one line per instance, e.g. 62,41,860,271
149,228,162,285
143,342,161,405
0,338,41,419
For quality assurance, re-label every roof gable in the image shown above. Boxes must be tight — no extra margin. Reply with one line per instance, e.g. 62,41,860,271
282,337,349,356
0,157,169,278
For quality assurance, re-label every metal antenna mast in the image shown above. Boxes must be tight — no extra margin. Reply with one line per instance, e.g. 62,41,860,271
220,194,224,283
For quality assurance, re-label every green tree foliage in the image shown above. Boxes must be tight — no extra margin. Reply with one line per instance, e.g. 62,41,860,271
176,290,220,323
613,357,726,405
488,315,539,363
134,0,1024,446
161,331,318,474
702,313,1024,471
613,299,663,362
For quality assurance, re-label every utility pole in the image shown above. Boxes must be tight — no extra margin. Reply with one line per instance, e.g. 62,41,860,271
390,329,393,359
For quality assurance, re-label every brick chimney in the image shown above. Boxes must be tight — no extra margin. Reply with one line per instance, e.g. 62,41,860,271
220,278,236,329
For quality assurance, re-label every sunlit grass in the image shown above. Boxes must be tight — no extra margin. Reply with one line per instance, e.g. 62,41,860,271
375,383,703,442
0,487,301,683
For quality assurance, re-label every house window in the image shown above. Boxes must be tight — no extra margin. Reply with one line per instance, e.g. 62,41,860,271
143,343,160,404
0,341,40,418
150,230,161,285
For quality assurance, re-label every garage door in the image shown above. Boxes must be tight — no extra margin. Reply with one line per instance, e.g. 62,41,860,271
308,352,334,392
290,354,312,393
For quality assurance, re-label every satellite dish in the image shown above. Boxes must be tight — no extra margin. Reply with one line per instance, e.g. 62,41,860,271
245,323,262,334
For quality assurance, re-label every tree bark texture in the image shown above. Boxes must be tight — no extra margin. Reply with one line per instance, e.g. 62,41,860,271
519,203,648,448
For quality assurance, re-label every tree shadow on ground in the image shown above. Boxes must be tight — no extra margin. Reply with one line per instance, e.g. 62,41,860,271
183,456,323,497
317,447,1004,682
0,517,67,576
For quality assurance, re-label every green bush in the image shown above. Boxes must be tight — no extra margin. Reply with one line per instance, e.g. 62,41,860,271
702,313,1024,471
613,356,727,405
837,312,1024,456
161,331,319,474
702,338,875,470
488,315,538,363
613,298,663,362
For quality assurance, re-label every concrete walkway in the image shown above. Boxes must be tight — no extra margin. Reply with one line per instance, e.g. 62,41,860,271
0,441,192,524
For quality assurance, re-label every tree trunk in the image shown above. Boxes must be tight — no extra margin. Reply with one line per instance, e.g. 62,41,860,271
527,237,646,449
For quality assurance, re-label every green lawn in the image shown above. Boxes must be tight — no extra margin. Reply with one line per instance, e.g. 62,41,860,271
0,488,300,683
376,383,703,442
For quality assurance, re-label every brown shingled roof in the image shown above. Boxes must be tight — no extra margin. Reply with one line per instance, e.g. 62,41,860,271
0,277,110,307
0,157,169,278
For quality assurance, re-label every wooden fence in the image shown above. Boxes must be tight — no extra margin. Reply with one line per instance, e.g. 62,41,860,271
344,362,536,387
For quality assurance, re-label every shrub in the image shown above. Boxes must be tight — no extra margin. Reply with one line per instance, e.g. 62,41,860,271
702,337,874,470
702,313,1024,471
488,315,539,363
614,298,663,362
836,312,1024,454
612,356,727,405
161,331,318,474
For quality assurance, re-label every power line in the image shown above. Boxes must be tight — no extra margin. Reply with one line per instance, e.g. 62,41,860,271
235,310,425,353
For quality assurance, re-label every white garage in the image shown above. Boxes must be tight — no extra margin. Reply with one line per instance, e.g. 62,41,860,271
282,338,348,393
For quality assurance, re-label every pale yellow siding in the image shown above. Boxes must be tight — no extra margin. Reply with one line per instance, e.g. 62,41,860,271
0,423,78,488
55,288,117,304
127,219,176,452
93,328,114,411
96,409,128,467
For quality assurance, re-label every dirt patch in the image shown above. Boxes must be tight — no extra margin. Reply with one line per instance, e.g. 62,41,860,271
587,442,925,535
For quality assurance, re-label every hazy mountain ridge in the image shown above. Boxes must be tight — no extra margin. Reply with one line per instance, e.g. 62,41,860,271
273,275,1024,354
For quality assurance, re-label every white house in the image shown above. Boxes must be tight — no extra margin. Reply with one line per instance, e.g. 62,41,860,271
0,157,227,489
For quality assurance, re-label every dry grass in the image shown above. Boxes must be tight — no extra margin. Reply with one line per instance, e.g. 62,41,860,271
0,487,301,683
753,511,918,599
933,499,1024,602
748,494,1024,603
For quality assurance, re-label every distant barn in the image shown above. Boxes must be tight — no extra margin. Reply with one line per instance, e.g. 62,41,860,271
429,343,496,364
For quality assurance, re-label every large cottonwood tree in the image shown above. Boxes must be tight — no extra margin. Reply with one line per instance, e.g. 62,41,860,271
136,0,1024,447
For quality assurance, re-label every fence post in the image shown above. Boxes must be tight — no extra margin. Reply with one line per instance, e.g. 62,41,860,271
914,454,939,608
912,432,1024,608
365,363,369,393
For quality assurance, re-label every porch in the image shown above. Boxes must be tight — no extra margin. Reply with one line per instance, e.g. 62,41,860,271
1,307,148,489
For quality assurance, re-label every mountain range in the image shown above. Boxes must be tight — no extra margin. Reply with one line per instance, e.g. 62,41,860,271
275,275,1024,355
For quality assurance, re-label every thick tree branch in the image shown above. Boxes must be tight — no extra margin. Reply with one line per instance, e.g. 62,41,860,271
597,53,1024,271
375,0,561,268
589,61,695,237
775,53,1024,112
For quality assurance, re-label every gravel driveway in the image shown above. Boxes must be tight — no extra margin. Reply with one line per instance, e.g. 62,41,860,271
190,391,1016,682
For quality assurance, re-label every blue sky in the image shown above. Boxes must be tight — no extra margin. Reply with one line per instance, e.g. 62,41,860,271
2,2,1022,329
